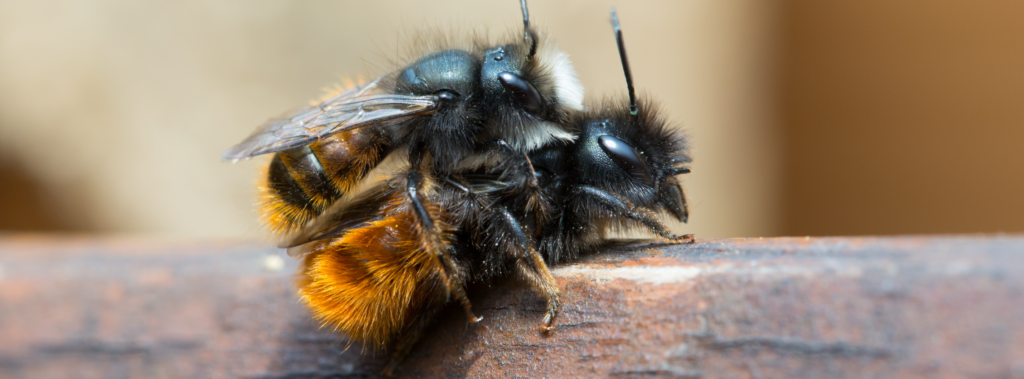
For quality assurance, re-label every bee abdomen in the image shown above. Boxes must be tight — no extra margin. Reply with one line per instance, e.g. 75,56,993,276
260,128,392,234
312,127,392,194
297,201,448,349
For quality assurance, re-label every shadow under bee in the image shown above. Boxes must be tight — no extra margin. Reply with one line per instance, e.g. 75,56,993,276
265,309,388,378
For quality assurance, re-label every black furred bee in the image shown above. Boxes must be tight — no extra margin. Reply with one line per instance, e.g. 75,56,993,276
459,7,694,296
223,0,585,335
439,6,696,307
530,8,694,264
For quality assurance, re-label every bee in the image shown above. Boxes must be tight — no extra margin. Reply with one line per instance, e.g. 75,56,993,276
223,0,584,341
282,8,692,374
531,8,694,264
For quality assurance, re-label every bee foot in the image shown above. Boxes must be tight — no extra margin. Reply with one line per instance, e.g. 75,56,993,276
540,322,555,334
661,232,695,244
674,234,696,244
540,309,558,334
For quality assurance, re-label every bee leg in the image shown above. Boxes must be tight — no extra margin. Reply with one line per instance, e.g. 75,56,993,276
406,170,483,323
577,185,695,243
517,248,560,332
661,176,689,223
485,139,550,226
438,174,492,225
489,206,560,331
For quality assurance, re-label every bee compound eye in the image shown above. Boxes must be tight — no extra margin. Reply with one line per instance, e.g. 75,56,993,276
598,135,655,187
497,71,544,114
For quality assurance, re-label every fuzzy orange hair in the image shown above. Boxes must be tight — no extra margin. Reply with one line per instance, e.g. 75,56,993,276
296,196,450,350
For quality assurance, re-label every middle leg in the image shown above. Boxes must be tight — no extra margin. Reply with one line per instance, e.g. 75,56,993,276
405,169,482,323
486,205,560,331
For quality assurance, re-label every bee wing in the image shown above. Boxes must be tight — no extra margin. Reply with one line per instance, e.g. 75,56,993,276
281,182,394,252
455,172,510,194
222,77,438,161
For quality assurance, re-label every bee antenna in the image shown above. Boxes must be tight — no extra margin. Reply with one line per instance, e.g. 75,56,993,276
521,0,539,59
520,0,530,35
611,7,638,117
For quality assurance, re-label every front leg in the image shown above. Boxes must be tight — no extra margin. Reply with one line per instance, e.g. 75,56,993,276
575,185,695,243
483,139,550,227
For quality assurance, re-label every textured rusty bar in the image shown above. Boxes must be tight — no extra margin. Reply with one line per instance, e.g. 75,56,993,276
0,235,1022,378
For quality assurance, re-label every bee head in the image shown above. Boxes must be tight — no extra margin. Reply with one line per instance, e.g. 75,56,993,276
566,8,691,222
478,1,584,151
569,97,690,221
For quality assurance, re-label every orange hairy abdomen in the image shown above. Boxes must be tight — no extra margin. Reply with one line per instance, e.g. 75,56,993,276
297,204,447,349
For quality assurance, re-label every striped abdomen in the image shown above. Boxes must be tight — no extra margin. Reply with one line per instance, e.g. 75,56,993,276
260,127,392,234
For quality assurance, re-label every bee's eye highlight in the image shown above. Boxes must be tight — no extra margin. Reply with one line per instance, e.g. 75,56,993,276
498,71,544,114
436,90,459,102
598,135,654,187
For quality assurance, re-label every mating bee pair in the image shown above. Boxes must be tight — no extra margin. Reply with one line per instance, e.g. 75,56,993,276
224,1,692,371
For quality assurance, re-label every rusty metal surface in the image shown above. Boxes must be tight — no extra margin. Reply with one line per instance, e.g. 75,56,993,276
0,235,1023,378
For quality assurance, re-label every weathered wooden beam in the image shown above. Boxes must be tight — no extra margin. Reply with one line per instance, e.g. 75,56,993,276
0,235,1022,378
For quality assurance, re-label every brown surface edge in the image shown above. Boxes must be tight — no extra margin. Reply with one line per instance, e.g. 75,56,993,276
0,236,1022,378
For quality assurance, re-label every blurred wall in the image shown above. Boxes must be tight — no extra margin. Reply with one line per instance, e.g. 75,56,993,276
0,1,782,238
781,0,1024,235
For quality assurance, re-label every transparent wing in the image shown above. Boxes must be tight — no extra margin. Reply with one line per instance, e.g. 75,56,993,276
223,77,438,161
281,182,394,251
459,174,509,194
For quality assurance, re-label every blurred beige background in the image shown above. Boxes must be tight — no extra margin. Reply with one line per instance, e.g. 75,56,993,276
1,0,1020,239
0,0,780,239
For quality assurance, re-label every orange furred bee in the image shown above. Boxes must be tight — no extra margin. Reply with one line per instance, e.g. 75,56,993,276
284,165,559,373
286,174,503,374
275,8,695,374
223,0,583,373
